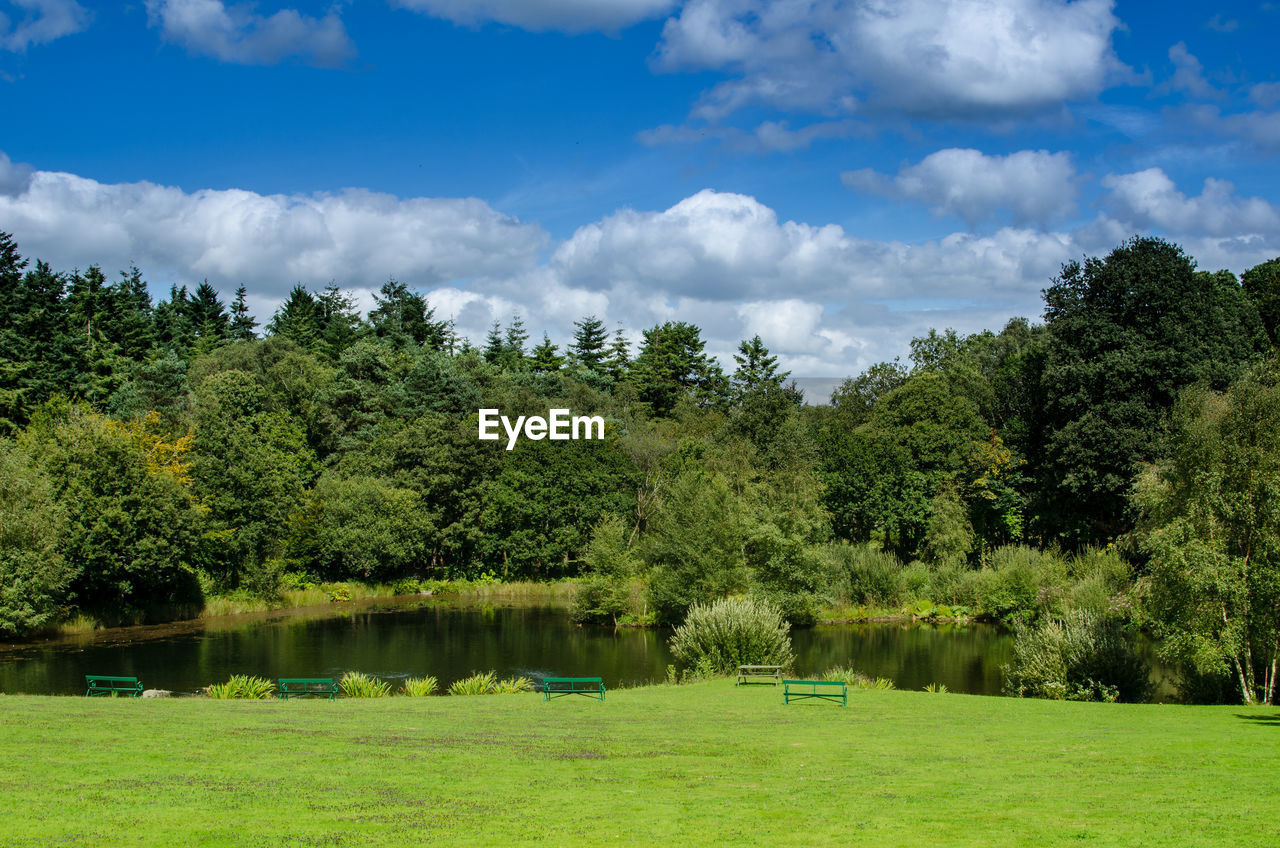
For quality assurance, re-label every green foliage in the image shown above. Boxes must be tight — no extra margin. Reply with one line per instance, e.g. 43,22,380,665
0,441,72,637
821,666,895,689
923,682,949,694
1136,361,1280,704
448,671,498,696
286,474,433,582
206,675,276,700
1003,610,1150,703
821,544,903,606
668,596,794,675
571,514,642,625
644,466,750,625
340,671,392,698
627,321,727,416
491,676,535,694
1038,236,1267,544
401,676,439,697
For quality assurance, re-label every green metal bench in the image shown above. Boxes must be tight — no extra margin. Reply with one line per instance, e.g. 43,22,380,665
783,679,847,707
277,678,339,700
85,675,143,698
541,677,606,702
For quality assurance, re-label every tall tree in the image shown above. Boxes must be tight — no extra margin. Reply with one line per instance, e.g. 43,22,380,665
1242,257,1280,347
731,335,789,399
569,316,609,374
368,278,448,349
107,267,156,362
267,284,321,349
627,322,728,416
228,286,258,341
605,328,630,382
530,333,564,374
1035,237,1268,545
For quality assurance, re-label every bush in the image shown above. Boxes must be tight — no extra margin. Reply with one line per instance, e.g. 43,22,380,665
448,671,498,695
957,546,1068,621
668,596,794,675
823,544,902,606
340,671,391,698
207,675,276,699
401,676,438,697
1003,610,1151,702
492,676,535,694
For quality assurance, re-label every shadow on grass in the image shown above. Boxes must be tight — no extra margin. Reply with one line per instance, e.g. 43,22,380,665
1233,712,1280,725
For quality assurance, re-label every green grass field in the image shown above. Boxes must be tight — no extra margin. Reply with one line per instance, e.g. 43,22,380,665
2,681,1277,847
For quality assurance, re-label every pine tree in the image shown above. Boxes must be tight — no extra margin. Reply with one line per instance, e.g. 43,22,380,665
530,334,564,374
107,267,156,362
369,278,448,349
189,281,229,350
483,321,505,364
154,284,196,354
605,327,631,383
569,315,609,374
229,286,259,341
731,334,790,398
315,284,364,359
267,284,320,348
504,316,529,365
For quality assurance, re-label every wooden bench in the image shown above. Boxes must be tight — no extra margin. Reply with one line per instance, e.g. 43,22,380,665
85,675,143,698
541,677,606,702
783,679,847,706
277,678,339,700
737,665,783,686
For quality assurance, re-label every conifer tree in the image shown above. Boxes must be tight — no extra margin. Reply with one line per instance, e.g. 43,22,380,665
229,286,258,341
530,334,564,374
570,315,609,373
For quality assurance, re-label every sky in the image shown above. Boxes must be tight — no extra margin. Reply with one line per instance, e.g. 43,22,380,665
1,1,1279,379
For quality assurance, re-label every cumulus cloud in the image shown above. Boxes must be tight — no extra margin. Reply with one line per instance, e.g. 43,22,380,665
144,0,354,66
1164,42,1219,99
1101,168,1280,238
4,155,1276,378
0,0,88,51
0,159,547,298
390,0,676,34
0,150,33,195
843,148,1079,228
654,0,1124,120
637,118,864,152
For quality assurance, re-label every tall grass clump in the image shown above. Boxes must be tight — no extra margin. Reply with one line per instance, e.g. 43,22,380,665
491,676,534,694
1003,609,1150,702
822,543,902,606
339,671,391,698
822,665,895,690
206,675,276,699
400,676,438,697
448,671,498,695
668,596,794,676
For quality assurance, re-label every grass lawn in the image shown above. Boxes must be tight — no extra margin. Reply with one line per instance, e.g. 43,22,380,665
1,681,1278,847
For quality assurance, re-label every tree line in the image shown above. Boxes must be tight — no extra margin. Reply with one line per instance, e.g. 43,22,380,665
2,231,1279,703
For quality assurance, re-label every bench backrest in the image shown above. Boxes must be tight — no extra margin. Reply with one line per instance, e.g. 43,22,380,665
85,676,143,697
277,678,339,699
541,677,606,701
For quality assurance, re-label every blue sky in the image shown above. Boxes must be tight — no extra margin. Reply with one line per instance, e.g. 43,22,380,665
2,1,1279,377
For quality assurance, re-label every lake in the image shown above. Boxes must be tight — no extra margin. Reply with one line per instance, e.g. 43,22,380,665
0,597,1159,697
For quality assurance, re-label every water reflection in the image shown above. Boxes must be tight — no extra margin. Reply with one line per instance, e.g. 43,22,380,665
0,600,1028,697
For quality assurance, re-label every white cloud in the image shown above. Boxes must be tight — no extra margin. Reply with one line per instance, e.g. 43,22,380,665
0,150,33,195
843,148,1079,228
1165,42,1218,100
1101,168,1280,238
0,0,88,51
144,0,354,66
0,158,547,300
390,0,676,34
654,0,1124,120
637,118,864,152
4,156,1276,378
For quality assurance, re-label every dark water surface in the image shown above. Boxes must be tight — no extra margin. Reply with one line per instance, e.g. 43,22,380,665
0,598,1021,696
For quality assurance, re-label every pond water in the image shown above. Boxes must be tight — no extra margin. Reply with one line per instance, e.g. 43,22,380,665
0,598,1163,697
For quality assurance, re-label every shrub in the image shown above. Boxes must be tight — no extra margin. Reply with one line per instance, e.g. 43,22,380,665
206,675,276,699
1003,610,1151,702
668,597,794,675
823,544,903,605
448,671,498,695
492,676,535,694
401,676,438,697
822,665,895,690
339,671,391,698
